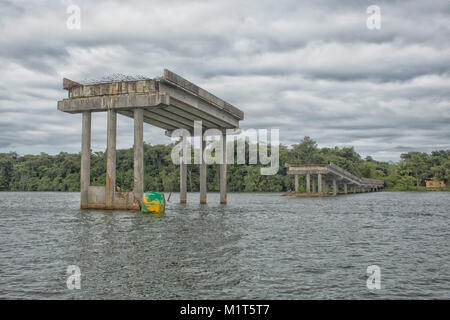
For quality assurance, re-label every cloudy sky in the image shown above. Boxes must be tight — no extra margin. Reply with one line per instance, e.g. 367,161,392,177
0,0,449,161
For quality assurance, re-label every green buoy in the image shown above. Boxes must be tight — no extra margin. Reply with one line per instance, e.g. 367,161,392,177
141,192,166,215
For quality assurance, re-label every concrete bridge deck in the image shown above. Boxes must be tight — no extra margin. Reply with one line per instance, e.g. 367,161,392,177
58,69,244,210
284,163,384,196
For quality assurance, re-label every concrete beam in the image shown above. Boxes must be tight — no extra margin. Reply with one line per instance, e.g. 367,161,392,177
159,82,240,128
106,109,117,209
117,109,177,131
169,98,238,129
151,107,209,131
143,109,193,131
80,111,91,209
180,156,187,204
200,139,207,204
318,173,322,193
57,93,170,114
306,172,311,193
220,133,227,204
162,69,244,120
164,105,219,128
133,109,144,203
333,178,337,196
295,175,299,193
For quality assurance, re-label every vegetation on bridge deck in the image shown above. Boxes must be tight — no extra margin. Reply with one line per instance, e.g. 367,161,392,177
0,137,449,192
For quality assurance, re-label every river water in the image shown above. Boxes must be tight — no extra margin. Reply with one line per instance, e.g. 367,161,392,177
0,191,448,299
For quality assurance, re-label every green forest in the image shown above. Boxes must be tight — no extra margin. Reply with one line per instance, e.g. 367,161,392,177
0,137,449,192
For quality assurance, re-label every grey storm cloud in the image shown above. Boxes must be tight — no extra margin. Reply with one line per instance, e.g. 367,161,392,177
0,0,449,161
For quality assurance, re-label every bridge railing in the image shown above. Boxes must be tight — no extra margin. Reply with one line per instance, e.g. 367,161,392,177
327,163,362,185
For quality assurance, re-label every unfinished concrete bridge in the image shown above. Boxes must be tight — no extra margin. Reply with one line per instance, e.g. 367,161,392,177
58,69,244,210
284,163,384,196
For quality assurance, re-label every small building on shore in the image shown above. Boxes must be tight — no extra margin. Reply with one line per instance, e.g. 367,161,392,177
425,179,447,190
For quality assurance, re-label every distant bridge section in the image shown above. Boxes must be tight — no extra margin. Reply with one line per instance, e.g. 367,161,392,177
284,163,384,196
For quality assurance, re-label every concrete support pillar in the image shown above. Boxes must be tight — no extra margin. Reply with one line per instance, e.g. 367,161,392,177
219,133,227,204
106,109,117,209
333,179,337,196
200,139,207,204
180,156,187,204
317,173,322,193
294,175,299,193
312,178,316,193
306,173,311,193
344,183,348,194
133,109,144,203
80,111,91,209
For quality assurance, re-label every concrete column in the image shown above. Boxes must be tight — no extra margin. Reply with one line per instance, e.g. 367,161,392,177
106,109,117,209
318,173,322,193
80,111,91,209
133,109,144,203
312,177,316,193
344,183,348,194
180,156,187,203
294,175,299,193
219,133,227,204
200,139,207,204
306,173,311,193
333,178,337,195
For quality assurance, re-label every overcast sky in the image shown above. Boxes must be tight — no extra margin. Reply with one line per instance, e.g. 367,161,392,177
0,0,449,161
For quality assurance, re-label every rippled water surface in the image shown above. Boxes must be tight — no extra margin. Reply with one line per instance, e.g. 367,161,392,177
0,191,449,299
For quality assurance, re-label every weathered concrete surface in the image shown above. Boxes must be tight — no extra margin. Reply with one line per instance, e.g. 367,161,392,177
84,186,140,210
180,156,187,204
87,186,105,207
200,140,207,204
306,172,311,194
318,173,323,193
133,109,144,202
58,69,244,131
80,112,91,209
106,109,117,209
219,133,227,204
59,70,244,209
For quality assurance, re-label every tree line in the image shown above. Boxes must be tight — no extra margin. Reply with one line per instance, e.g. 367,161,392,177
0,137,449,192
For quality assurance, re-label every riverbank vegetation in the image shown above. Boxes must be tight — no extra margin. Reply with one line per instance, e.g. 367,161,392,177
0,137,449,192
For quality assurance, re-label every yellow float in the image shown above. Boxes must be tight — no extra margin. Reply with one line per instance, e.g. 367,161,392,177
141,191,165,215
